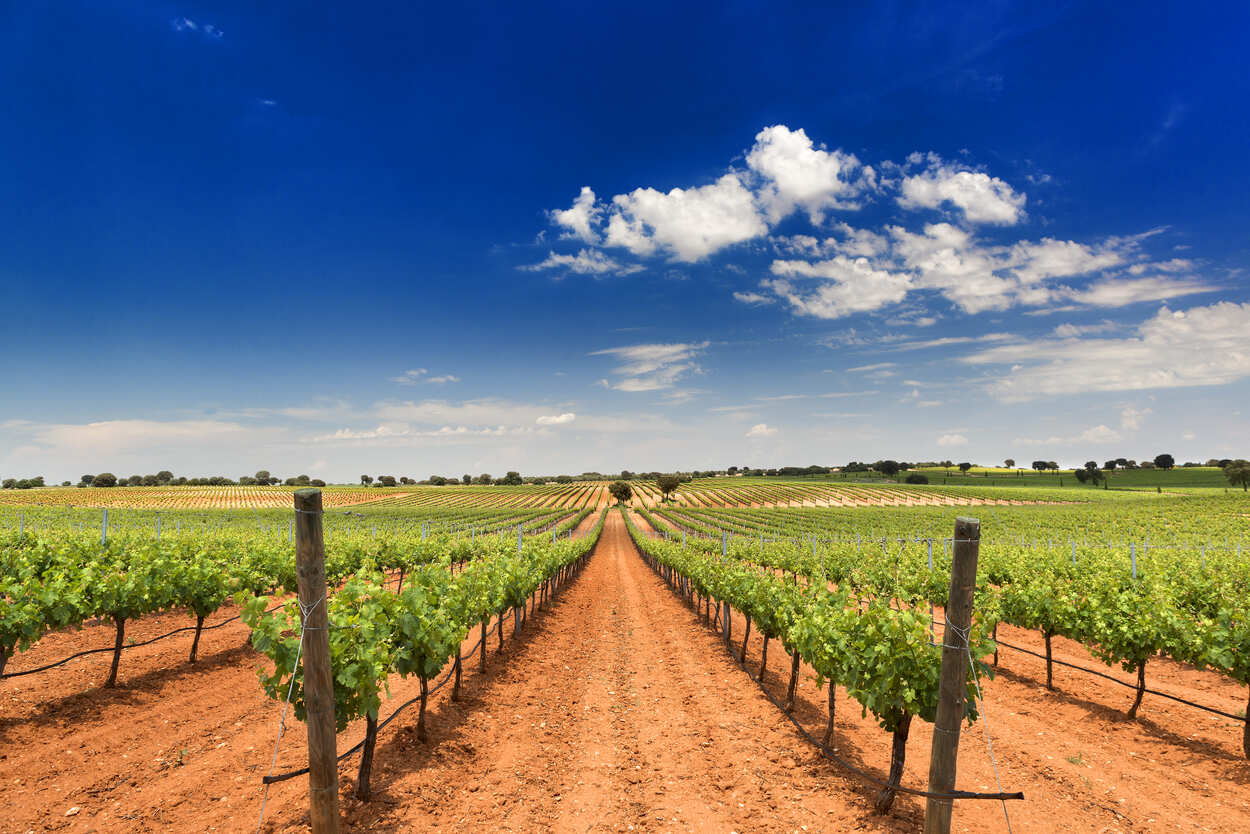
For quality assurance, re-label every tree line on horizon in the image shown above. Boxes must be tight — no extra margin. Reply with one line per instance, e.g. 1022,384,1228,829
3,458,1248,491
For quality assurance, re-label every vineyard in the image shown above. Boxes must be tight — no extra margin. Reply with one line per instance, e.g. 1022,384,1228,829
0,477,1097,513
1,485,1248,832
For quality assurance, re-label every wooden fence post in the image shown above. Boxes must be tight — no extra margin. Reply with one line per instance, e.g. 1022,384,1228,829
294,489,341,834
924,516,980,834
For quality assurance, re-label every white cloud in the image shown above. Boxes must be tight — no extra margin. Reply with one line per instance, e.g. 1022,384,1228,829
846,362,896,373
746,423,777,438
591,342,708,392
540,124,873,265
745,125,873,223
550,186,601,243
30,419,259,455
886,332,1014,351
899,159,1025,225
733,291,774,306
604,173,767,262
937,433,968,447
536,413,576,426
763,256,912,318
1052,320,1118,338
390,369,459,385
966,301,1250,401
376,398,549,425
522,249,642,276
1058,275,1217,307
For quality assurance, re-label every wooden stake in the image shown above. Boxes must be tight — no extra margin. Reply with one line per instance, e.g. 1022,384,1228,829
294,488,340,834
924,516,979,834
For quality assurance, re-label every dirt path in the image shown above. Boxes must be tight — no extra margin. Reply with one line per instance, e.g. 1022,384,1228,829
3,511,1249,832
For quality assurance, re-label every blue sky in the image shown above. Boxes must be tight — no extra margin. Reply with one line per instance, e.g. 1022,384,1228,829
2,1,1248,481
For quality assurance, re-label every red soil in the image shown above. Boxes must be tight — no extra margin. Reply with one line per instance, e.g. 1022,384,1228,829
2,512,1248,833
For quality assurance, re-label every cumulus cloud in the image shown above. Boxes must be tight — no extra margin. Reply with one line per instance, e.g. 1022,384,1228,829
549,186,601,243
759,221,1165,318
745,125,874,223
745,423,777,438
937,433,968,447
536,413,576,426
763,256,912,318
604,174,767,262
965,301,1250,401
531,126,1222,324
898,156,1026,225
540,124,874,265
591,342,708,392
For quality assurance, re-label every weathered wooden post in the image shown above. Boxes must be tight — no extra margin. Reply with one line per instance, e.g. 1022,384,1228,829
294,489,341,834
924,516,979,834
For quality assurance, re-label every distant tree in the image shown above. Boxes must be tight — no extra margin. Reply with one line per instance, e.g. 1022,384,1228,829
1075,461,1103,486
1,479,14,489
1154,453,1175,470
429,475,447,486
500,471,523,486
875,460,900,477
255,470,272,485
1223,460,1250,491
61,480,71,486
296,475,311,485
905,472,929,484
1046,461,1060,471
95,472,118,487
531,477,547,485
80,474,95,486
609,480,633,505
1104,460,1117,471
555,474,573,484
142,474,159,486
620,470,634,480
378,475,397,487
311,478,326,487
476,474,492,485
1004,459,1015,468
239,476,258,485
127,475,143,486
958,462,973,474
656,474,682,501
156,470,173,484
361,475,373,485
1031,460,1048,472
727,466,738,475
284,477,299,486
